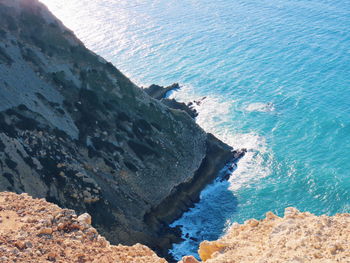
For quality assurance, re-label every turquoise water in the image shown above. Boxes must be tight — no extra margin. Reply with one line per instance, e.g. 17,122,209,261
41,0,350,259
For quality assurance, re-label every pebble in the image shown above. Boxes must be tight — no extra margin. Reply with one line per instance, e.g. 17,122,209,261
14,241,26,250
47,252,57,261
38,227,53,235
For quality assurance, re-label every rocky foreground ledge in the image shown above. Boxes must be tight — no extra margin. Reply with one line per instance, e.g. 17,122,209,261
2,192,350,263
0,192,166,263
183,208,350,263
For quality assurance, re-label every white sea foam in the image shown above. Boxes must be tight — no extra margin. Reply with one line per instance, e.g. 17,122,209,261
169,85,273,259
170,85,272,191
245,102,275,112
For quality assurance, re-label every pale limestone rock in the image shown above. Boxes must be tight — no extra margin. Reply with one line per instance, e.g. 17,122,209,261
38,227,53,235
198,241,226,261
0,192,166,263
181,256,200,263
198,208,350,263
77,213,92,225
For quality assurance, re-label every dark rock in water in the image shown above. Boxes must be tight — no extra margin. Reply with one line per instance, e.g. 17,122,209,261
234,148,247,159
219,149,246,181
222,172,231,181
0,0,244,260
145,83,198,119
193,97,207,106
161,98,198,119
144,83,180,100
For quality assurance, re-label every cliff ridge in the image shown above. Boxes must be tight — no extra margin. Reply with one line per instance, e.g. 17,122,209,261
0,0,243,257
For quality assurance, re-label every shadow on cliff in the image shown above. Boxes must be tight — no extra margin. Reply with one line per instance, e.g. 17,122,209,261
170,179,238,261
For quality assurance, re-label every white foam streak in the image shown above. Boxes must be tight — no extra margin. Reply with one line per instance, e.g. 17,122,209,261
245,102,275,112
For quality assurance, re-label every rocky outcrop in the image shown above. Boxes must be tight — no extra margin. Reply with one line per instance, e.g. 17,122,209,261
181,208,350,263
144,83,180,100
2,192,350,263
0,0,242,258
0,191,166,263
160,99,198,119
145,83,198,119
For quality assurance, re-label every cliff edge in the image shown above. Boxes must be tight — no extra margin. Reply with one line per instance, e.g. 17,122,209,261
0,191,166,263
0,0,243,258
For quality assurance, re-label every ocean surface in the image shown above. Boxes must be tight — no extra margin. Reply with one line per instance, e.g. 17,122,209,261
41,0,350,259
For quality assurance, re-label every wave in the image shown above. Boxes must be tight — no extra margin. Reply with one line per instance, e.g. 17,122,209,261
169,85,273,259
170,85,272,190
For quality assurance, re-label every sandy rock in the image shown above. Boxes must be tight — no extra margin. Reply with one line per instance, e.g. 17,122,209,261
198,241,226,261
77,213,92,225
14,241,26,250
38,227,53,235
0,192,166,263
199,209,350,263
181,256,200,263
47,252,57,261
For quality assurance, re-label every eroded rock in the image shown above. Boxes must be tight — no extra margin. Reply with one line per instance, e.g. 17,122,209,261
198,208,350,262
0,192,166,263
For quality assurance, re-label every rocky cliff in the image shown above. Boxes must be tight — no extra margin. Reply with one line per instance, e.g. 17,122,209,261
181,208,350,263
0,0,244,258
2,192,350,263
0,191,166,263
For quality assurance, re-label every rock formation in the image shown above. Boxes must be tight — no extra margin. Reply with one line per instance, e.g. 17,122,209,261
0,0,244,258
0,191,166,263
182,208,350,263
144,83,198,119
144,83,179,100
2,192,350,263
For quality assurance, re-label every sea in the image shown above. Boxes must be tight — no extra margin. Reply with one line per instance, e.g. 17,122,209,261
40,0,350,260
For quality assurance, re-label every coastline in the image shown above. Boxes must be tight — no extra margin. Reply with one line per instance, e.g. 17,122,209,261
3,192,350,263
144,84,246,260
0,1,245,261
1,1,350,262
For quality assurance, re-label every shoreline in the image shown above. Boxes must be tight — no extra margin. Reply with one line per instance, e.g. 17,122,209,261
144,84,246,261
0,2,245,262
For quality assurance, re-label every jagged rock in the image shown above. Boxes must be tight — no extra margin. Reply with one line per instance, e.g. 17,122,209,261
197,208,350,262
198,241,226,261
0,192,167,262
144,83,198,119
161,98,198,119
144,83,180,100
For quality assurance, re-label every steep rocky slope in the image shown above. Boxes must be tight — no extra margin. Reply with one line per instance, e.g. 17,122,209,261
183,208,350,263
0,0,244,257
0,191,166,263
2,192,350,263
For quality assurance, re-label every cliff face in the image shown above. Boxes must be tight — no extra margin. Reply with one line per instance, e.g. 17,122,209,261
0,0,239,257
